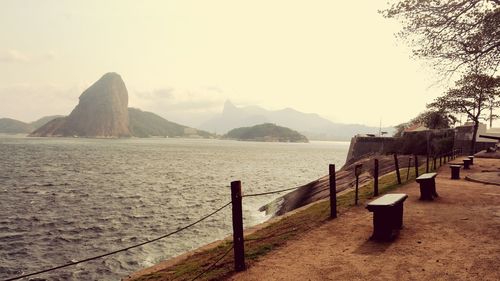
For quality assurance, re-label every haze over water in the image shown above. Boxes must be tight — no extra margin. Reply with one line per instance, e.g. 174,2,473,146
0,136,348,280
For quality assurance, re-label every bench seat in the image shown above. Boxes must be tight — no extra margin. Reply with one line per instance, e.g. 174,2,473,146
463,158,472,169
416,172,438,200
450,164,461,179
367,193,408,241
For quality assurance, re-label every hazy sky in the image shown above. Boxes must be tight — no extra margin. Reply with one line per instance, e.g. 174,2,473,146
1,0,495,127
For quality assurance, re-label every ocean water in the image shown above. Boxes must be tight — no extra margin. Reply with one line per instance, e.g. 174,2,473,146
0,136,348,280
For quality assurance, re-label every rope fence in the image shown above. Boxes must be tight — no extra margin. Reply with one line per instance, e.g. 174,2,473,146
190,244,234,281
4,201,232,281
242,185,301,197
3,148,466,281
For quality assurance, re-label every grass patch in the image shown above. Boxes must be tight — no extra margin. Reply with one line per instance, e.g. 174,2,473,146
132,163,439,281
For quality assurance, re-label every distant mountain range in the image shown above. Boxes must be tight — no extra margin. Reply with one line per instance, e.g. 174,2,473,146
1,109,212,138
2,73,394,140
200,101,394,141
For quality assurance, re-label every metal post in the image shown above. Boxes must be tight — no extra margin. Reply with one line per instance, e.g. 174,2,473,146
394,153,401,184
373,159,379,196
329,164,337,219
230,181,246,272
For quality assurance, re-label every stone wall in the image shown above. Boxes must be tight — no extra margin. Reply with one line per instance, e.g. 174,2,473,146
345,136,396,165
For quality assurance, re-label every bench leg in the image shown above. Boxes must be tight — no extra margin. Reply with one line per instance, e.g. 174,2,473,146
419,184,434,200
372,210,395,241
431,179,438,197
393,203,404,229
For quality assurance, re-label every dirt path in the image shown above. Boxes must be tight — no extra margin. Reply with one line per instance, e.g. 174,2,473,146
230,158,500,281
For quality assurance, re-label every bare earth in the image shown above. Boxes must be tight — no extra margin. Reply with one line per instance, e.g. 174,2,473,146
230,158,500,281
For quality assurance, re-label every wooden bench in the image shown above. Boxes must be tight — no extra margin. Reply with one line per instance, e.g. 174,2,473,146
449,164,461,179
366,193,408,241
416,172,438,200
462,158,472,169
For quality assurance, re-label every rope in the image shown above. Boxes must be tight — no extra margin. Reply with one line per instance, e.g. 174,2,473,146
190,244,234,281
242,186,300,197
4,201,232,281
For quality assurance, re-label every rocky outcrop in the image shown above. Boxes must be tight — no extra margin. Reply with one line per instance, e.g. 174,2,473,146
31,73,131,138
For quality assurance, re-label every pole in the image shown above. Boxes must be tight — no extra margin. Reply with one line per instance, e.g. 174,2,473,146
406,156,412,181
230,181,246,272
355,174,359,206
329,164,337,219
426,154,429,173
373,159,379,196
394,153,401,184
354,164,362,206
414,155,419,178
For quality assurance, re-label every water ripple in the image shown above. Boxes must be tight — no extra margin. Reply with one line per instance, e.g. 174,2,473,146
0,137,348,280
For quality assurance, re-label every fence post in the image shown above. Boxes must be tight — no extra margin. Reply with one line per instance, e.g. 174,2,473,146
373,159,379,196
433,156,437,171
329,164,337,219
394,153,401,184
354,164,362,205
230,181,246,272
406,156,412,181
426,154,429,173
439,155,442,166
414,155,419,178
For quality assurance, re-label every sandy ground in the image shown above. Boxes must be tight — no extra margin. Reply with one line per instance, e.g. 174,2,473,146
230,157,500,281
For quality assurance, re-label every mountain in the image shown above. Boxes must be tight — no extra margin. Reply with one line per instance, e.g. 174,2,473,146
128,108,213,138
31,73,131,137
0,118,33,134
224,123,308,143
30,115,64,130
27,72,213,138
0,115,63,134
200,101,394,141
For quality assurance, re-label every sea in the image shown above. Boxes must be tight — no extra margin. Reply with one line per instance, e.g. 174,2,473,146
0,135,349,281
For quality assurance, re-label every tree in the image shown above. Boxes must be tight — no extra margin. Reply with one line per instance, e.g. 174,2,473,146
428,72,500,153
412,110,458,129
382,0,500,76
393,109,457,137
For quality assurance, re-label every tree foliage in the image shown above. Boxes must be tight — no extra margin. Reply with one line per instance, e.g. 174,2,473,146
383,0,500,75
428,72,500,152
393,109,457,137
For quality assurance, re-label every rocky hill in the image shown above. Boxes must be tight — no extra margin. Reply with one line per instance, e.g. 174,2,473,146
30,115,64,130
128,108,212,138
0,118,33,134
0,115,63,134
24,72,213,139
224,123,308,142
31,73,131,137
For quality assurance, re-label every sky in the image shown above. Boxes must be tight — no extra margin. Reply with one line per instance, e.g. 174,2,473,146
1,0,497,128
